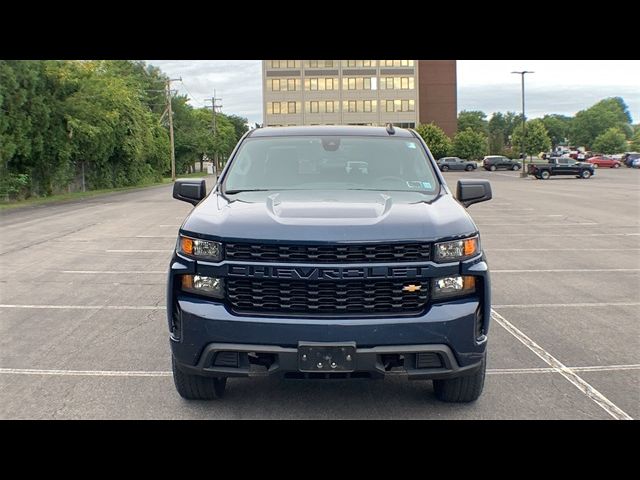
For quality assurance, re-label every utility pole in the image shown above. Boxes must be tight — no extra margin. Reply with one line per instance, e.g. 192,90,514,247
204,90,223,174
165,78,182,181
512,71,534,178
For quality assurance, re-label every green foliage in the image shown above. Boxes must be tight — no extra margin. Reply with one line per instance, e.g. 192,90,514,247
591,127,627,154
631,128,640,151
487,111,524,154
569,97,632,148
540,114,572,147
415,123,452,159
452,128,488,161
457,111,488,135
511,119,552,156
0,60,243,200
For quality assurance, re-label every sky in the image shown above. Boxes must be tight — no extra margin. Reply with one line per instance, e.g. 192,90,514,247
146,60,640,125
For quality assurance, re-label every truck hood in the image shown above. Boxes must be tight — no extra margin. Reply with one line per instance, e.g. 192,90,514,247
181,190,478,243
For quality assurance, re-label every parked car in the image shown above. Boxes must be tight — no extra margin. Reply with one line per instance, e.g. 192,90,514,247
168,125,493,403
482,155,521,171
622,152,640,168
586,156,621,168
437,157,477,171
632,158,640,169
527,157,595,179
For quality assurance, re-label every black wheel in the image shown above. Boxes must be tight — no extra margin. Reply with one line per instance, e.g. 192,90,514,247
441,165,449,172
433,357,486,403
512,164,520,171
172,357,227,400
489,165,497,171
465,165,473,171
613,163,620,168
540,170,551,180
581,170,592,179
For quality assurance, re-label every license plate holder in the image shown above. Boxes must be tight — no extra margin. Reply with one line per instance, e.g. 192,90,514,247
298,342,356,372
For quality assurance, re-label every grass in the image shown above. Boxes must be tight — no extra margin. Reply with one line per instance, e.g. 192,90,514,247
0,171,213,211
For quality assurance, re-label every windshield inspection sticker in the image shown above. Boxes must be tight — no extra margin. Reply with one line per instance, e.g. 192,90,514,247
406,142,417,149
407,181,431,189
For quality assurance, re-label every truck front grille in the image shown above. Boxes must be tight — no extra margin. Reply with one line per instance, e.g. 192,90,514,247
225,242,431,263
227,278,429,315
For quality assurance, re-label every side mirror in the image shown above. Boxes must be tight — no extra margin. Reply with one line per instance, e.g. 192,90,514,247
173,178,207,206
456,179,492,208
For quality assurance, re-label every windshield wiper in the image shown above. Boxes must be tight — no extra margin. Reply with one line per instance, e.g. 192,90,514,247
224,189,273,194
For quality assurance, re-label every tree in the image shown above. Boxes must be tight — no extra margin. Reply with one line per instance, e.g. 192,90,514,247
591,127,627,154
415,123,452,159
457,111,488,135
452,128,488,161
226,114,250,143
631,128,640,151
569,97,632,148
541,114,572,147
511,119,552,156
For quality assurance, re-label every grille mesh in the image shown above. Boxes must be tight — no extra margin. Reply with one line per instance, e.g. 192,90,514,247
225,242,431,263
227,279,429,315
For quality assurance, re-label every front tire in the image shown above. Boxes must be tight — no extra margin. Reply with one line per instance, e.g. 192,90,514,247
512,164,520,171
489,165,497,171
613,163,620,168
433,358,486,403
581,170,592,179
465,165,473,171
172,357,227,400
441,165,449,172
540,170,551,180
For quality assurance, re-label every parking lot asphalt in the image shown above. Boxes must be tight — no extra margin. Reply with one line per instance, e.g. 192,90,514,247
1,168,638,419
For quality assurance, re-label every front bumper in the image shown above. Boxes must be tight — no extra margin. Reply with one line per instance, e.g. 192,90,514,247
168,254,491,380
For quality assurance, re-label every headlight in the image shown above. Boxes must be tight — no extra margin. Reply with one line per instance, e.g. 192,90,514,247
432,275,476,300
178,235,223,261
181,275,225,299
434,236,479,262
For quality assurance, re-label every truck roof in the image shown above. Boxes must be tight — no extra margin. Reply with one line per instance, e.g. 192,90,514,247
248,125,416,138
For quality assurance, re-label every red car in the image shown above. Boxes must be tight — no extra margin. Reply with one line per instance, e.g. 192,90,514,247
586,156,621,168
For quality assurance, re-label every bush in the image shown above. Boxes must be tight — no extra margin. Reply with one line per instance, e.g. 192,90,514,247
415,123,452,159
0,173,30,201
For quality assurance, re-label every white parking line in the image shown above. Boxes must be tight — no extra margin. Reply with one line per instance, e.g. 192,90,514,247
0,304,166,310
492,268,640,273
135,235,176,238
491,309,633,420
1,364,638,378
106,250,173,253
486,248,640,252
482,233,640,237
478,223,598,226
493,302,640,308
61,270,165,274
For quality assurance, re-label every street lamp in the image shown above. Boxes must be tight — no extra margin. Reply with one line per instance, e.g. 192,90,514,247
512,71,534,178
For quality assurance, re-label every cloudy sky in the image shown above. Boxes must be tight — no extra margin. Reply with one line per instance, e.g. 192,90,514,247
147,60,640,125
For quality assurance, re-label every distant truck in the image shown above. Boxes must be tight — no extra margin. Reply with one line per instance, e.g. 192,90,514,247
527,157,595,180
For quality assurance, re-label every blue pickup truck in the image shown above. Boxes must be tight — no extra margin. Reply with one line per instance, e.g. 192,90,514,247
168,125,492,402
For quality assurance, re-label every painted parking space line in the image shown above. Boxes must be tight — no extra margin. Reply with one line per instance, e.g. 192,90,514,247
491,309,633,420
482,233,640,237
477,223,599,226
1,364,638,378
492,268,640,273
485,248,640,252
493,302,640,308
106,250,173,253
0,304,166,310
134,235,177,238
60,270,165,274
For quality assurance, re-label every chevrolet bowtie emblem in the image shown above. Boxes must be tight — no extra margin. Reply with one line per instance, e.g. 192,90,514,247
402,284,422,293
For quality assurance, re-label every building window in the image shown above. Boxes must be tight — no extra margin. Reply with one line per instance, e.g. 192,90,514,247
310,101,319,113
324,60,333,67
286,60,296,68
310,78,318,90
325,78,334,90
347,60,357,67
348,100,356,112
271,79,280,91
288,101,296,114
273,102,281,114
386,100,394,112
401,77,409,89
326,101,334,113
363,100,371,112
287,78,296,91
393,77,401,90
309,60,318,68
271,60,280,69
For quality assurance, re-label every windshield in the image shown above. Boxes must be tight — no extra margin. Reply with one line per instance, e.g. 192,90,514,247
223,136,440,194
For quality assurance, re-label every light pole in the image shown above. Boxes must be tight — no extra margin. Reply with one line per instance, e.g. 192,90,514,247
512,71,534,178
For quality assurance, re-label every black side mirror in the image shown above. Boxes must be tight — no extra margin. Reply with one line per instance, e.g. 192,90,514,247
173,178,207,205
456,179,492,208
